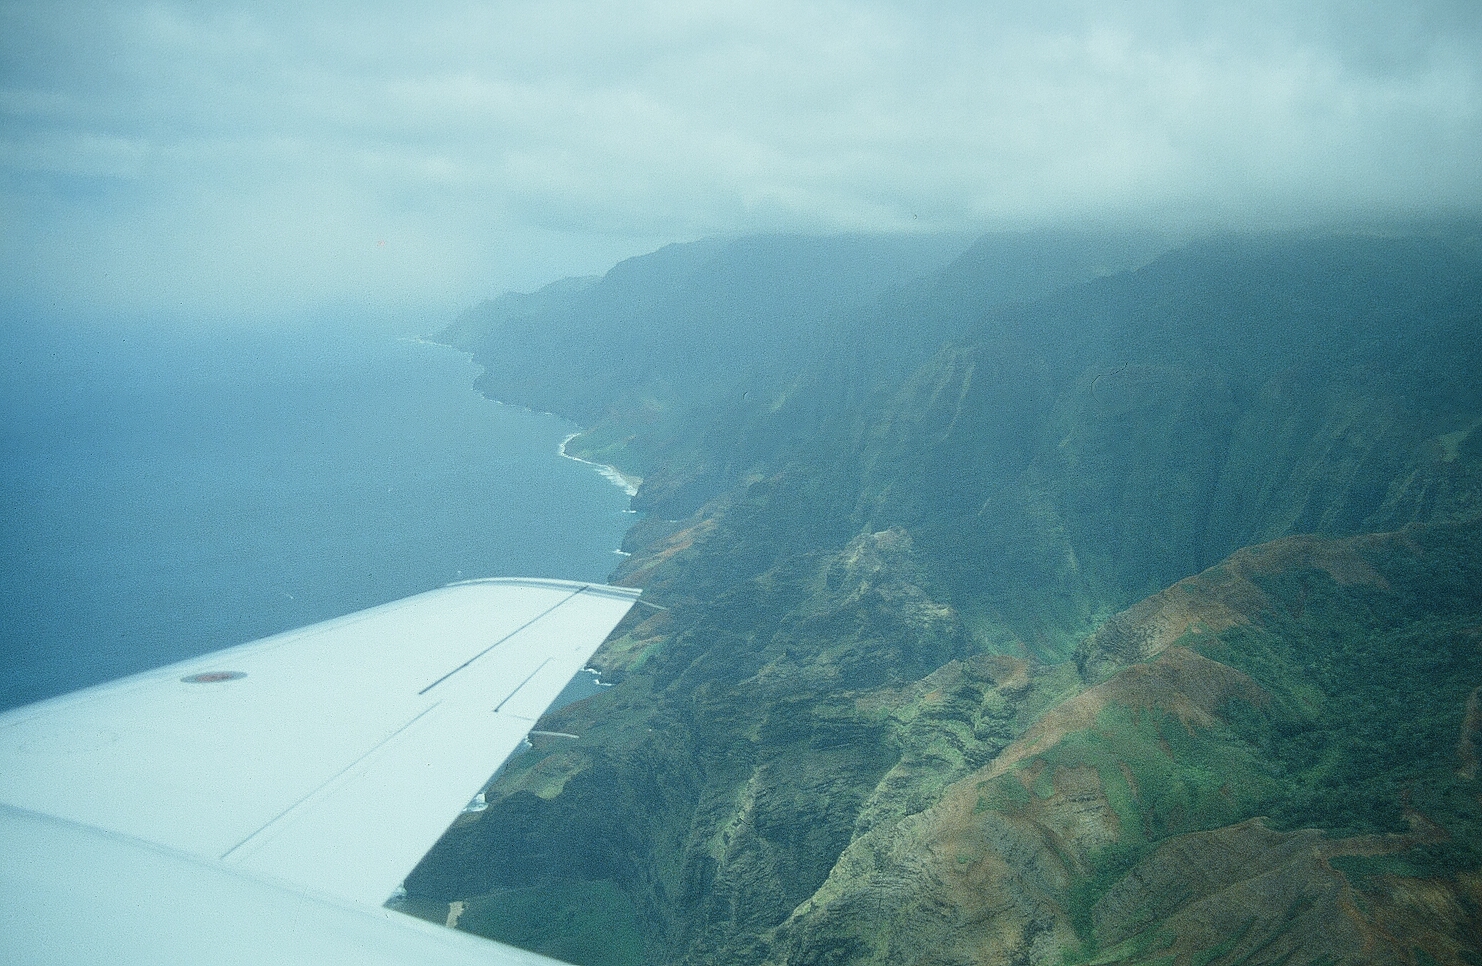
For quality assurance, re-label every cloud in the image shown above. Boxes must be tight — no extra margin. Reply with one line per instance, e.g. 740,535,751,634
1,0,1479,322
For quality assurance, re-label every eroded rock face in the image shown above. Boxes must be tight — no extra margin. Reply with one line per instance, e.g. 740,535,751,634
406,519,1482,966
1088,817,1482,966
765,802,1082,966
759,640,1264,965
992,647,1266,780
758,522,1482,963
411,231,1482,965
769,527,968,691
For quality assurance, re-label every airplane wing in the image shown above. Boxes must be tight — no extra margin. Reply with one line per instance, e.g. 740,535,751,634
0,577,640,965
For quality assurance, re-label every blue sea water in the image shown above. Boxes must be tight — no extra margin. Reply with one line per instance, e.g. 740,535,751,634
0,319,635,712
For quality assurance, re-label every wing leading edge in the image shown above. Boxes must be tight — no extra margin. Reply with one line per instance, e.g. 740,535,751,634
0,578,639,963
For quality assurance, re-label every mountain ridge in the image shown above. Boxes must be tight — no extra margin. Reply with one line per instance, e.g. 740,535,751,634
414,224,1482,965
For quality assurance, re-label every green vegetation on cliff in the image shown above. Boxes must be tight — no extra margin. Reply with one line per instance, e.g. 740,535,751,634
411,225,1482,965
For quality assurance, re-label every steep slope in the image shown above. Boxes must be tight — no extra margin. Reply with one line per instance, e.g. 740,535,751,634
439,230,1169,514
407,225,1482,965
851,229,1482,655
437,234,973,482
766,519,1482,965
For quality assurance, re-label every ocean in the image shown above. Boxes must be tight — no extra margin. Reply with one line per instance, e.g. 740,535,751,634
0,318,635,712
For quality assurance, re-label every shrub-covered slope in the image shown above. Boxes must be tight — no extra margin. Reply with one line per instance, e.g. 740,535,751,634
842,230,1482,652
407,226,1482,965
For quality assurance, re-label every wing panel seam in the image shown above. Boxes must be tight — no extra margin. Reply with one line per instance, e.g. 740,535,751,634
492,658,555,714
218,701,441,862
417,585,588,696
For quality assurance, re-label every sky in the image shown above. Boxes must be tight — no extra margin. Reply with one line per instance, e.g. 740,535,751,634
1,0,1479,326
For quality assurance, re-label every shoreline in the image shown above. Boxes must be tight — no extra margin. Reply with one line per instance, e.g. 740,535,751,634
560,433,641,497
414,336,643,501
409,335,639,572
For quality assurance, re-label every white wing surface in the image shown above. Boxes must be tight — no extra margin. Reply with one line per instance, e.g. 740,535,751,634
0,578,639,911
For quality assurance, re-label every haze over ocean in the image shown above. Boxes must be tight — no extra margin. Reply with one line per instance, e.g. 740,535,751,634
0,319,635,712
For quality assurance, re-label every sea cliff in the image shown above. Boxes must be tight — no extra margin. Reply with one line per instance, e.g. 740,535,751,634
409,226,1482,965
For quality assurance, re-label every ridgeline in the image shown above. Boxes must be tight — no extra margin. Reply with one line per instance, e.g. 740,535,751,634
406,227,1482,966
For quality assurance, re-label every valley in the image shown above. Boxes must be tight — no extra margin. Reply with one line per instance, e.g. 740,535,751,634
408,226,1482,966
